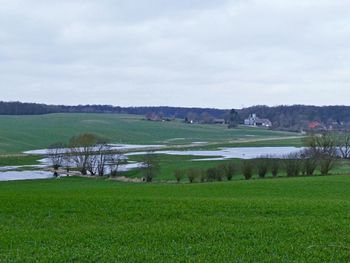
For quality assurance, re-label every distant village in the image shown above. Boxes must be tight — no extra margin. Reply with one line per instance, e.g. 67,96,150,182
145,112,272,128
145,111,348,132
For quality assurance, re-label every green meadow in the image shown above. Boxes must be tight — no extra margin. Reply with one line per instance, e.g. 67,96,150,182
0,176,349,262
0,113,300,154
0,113,349,262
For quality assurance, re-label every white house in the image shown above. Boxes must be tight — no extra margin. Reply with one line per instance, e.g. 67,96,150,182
244,114,272,127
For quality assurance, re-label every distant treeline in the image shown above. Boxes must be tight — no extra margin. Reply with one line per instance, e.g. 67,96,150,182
0,101,227,118
239,105,350,131
1,101,350,130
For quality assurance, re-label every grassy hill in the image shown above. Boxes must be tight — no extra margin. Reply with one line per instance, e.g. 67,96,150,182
0,176,349,262
0,113,299,154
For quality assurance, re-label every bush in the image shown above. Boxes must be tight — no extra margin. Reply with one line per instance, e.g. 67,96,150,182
222,162,236,181
174,169,183,183
206,168,217,182
256,158,269,178
242,160,253,180
284,153,302,177
270,159,280,177
215,166,225,181
284,159,301,177
199,170,207,183
320,158,335,176
187,168,200,183
302,158,318,176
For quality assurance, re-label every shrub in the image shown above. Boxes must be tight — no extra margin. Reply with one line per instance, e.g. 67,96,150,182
206,168,217,182
222,162,236,181
302,158,318,176
256,158,269,178
284,159,301,177
270,159,280,177
242,160,253,180
320,158,335,176
215,166,225,181
199,170,207,183
174,169,183,183
284,153,302,177
187,168,200,183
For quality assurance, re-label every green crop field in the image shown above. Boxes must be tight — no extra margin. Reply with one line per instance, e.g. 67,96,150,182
0,113,300,154
0,176,349,262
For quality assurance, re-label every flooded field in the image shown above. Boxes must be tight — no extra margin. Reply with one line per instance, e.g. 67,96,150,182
1,145,303,181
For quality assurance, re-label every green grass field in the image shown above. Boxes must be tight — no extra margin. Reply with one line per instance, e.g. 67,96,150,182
0,176,349,262
0,113,299,154
125,154,350,182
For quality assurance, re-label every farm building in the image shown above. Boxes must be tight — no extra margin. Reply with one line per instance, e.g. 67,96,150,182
244,114,272,127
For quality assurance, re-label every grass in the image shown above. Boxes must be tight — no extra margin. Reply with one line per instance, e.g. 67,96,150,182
0,113,299,154
0,176,349,262
0,155,41,167
125,154,350,182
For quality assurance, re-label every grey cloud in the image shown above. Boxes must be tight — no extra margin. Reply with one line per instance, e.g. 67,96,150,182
0,0,349,107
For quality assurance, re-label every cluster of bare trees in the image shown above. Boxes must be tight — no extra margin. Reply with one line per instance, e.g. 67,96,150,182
47,133,124,177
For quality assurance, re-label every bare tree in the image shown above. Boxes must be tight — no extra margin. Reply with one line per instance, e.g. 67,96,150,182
283,153,302,177
256,157,269,178
305,133,337,158
68,133,100,175
142,152,159,182
336,132,350,159
187,168,199,183
47,142,65,176
174,169,183,183
109,150,124,177
270,159,280,177
300,148,318,176
242,160,254,180
62,153,71,175
304,133,337,176
220,162,236,181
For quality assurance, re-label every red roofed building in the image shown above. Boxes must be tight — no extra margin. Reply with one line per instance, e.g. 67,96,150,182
308,121,321,129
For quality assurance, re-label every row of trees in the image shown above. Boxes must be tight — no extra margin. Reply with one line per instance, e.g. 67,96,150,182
173,133,349,183
3,101,350,132
174,162,237,183
173,155,336,184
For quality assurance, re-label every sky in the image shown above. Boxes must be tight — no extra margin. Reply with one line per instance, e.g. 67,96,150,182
0,0,350,109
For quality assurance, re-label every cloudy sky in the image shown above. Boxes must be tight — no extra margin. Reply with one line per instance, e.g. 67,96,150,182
1,0,349,108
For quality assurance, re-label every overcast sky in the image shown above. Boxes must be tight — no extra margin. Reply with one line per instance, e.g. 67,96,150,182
1,0,349,108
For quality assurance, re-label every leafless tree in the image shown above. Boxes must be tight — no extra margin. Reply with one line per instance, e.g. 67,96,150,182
300,148,318,176
95,144,110,176
305,132,337,158
68,133,100,175
47,142,65,176
283,153,302,177
305,133,337,175
142,152,159,182
174,169,183,183
62,153,72,175
336,132,350,159
109,150,124,177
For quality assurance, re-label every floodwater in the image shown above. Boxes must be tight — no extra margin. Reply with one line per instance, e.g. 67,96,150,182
23,144,165,155
156,147,303,160
1,145,303,182
0,171,54,181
